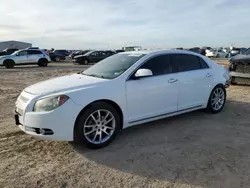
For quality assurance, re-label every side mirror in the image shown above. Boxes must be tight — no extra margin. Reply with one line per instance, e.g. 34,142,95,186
134,68,153,78
16,53,19,56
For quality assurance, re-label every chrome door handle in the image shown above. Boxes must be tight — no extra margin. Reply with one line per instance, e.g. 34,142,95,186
206,73,213,77
168,78,178,83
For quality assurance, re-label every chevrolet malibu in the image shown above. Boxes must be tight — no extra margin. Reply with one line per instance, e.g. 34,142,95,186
14,50,230,148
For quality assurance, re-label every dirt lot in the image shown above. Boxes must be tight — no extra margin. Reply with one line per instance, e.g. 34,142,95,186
0,61,250,188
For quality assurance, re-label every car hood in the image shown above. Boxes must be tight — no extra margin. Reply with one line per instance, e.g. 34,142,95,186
74,54,87,59
230,54,250,62
24,73,108,95
0,54,12,58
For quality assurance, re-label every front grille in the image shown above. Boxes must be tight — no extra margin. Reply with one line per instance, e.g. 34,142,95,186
236,64,250,74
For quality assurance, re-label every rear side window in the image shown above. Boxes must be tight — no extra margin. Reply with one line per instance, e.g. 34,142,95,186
198,57,209,69
28,50,42,55
140,55,172,76
171,54,208,72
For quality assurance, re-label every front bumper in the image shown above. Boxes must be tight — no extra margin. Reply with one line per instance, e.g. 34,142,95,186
14,98,82,141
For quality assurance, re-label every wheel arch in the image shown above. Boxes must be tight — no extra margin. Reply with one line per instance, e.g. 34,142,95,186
3,59,15,65
38,58,48,63
206,83,226,106
74,99,124,132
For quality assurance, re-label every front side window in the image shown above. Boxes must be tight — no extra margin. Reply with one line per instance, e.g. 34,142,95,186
17,50,28,56
90,52,99,56
140,55,173,76
172,54,204,72
82,53,145,79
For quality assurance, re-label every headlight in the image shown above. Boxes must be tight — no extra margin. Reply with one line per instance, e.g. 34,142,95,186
33,95,69,112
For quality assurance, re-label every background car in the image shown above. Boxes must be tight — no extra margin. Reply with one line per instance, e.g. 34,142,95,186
69,50,90,59
73,50,116,65
206,49,228,58
49,52,66,62
229,48,250,85
0,49,50,68
54,50,70,57
0,48,19,56
188,47,202,54
14,50,230,149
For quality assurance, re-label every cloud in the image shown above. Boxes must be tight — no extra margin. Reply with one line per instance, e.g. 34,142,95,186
0,0,250,49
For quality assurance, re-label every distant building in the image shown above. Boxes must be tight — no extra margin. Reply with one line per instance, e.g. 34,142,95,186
0,40,32,51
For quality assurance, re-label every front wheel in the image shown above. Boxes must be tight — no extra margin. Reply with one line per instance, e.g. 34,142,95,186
4,60,15,69
74,102,121,149
206,85,226,113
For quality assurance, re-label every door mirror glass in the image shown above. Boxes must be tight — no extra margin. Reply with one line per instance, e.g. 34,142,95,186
134,68,153,78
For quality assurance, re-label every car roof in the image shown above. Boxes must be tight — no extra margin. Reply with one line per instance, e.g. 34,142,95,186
120,49,202,56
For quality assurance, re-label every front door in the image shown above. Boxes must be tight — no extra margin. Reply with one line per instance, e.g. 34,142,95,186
15,50,28,64
89,51,100,63
126,54,179,124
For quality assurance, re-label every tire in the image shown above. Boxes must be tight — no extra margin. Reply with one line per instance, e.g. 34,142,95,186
83,59,89,65
216,54,219,58
55,57,61,62
74,102,121,149
38,59,48,67
206,85,226,113
4,60,15,69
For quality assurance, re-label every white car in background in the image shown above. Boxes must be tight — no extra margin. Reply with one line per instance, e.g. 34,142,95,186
206,49,228,58
14,50,230,149
0,49,50,68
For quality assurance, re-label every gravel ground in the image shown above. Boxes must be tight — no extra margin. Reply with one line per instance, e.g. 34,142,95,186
0,61,250,188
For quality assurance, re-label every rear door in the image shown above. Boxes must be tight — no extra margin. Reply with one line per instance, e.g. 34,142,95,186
171,54,212,110
27,50,43,63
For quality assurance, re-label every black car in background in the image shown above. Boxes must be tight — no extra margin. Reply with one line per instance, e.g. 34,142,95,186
69,50,90,59
0,48,19,56
49,50,70,62
73,50,116,65
54,50,70,56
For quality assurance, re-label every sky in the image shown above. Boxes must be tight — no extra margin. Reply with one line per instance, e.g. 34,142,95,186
0,0,250,49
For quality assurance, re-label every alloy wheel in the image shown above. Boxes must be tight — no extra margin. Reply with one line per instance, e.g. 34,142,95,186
211,87,225,111
83,109,116,144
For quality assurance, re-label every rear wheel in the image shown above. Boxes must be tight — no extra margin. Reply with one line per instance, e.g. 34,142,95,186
38,59,48,67
55,57,61,62
206,85,226,113
74,102,121,149
4,60,15,69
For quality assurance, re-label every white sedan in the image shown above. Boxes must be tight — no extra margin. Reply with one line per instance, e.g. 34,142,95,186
14,50,230,148
206,49,228,58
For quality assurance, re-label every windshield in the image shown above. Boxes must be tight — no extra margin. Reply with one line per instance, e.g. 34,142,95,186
83,51,94,56
82,53,145,79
